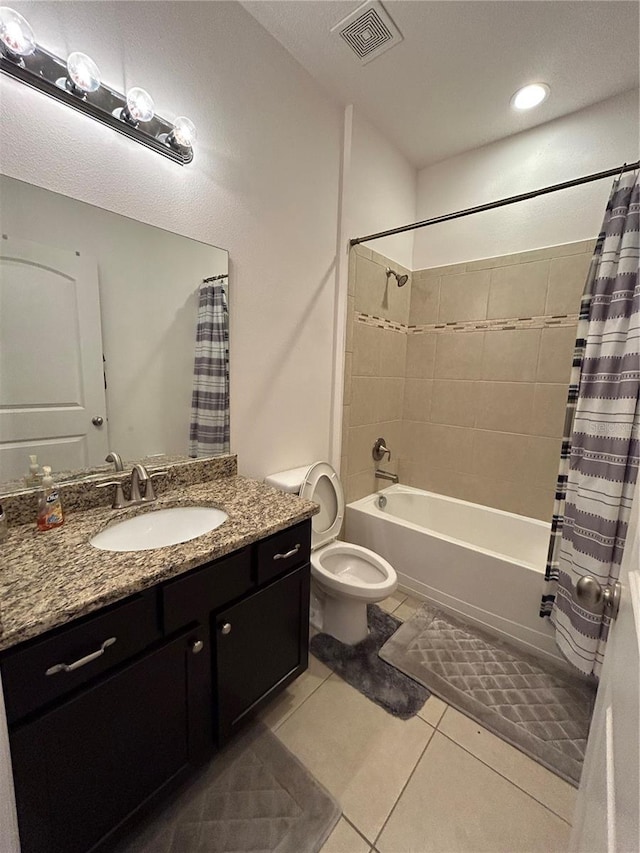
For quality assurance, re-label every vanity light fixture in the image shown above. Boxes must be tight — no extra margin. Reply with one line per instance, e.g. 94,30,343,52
0,7,196,164
511,82,550,111
0,6,35,60
166,116,197,151
121,87,155,126
61,52,101,96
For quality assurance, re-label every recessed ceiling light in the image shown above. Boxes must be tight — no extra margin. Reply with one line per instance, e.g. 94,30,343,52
511,83,550,111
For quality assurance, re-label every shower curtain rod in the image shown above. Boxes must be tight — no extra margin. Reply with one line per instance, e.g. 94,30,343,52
349,160,640,246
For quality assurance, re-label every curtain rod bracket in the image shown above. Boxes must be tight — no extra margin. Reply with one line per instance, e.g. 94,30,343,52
202,273,229,283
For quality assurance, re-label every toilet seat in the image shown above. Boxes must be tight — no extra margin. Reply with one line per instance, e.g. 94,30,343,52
300,462,344,550
311,541,397,601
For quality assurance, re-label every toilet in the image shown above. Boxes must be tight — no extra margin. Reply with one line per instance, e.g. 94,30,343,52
265,462,398,645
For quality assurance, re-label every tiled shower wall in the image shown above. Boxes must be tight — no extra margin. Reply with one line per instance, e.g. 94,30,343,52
342,239,596,520
341,246,410,502
401,240,595,521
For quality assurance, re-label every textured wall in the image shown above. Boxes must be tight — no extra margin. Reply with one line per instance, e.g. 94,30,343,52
348,110,417,269
413,90,638,269
0,1,342,480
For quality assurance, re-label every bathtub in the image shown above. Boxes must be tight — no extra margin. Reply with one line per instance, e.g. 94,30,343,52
346,484,562,664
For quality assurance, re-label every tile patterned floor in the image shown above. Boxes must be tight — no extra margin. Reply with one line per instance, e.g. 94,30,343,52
259,592,576,853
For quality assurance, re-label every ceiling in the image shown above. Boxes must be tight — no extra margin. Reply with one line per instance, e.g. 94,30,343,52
242,0,640,169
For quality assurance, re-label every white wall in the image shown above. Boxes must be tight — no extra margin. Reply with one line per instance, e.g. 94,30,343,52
0,0,342,479
347,109,417,269
413,90,640,269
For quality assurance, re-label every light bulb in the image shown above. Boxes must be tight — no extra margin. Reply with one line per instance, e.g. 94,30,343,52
123,87,154,124
0,7,36,59
66,51,101,93
511,83,550,111
170,116,197,149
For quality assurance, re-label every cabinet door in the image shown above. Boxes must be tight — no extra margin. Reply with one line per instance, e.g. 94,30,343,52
215,564,310,742
10,627,208,853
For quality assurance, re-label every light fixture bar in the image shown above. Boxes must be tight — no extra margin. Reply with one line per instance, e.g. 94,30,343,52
0,44,193,164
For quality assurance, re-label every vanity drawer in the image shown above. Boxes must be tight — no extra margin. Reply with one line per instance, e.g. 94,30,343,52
162,548,253,633
1,590,160,724
255,520,311,585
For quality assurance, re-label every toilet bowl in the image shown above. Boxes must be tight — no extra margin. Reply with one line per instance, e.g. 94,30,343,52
265,462,398,644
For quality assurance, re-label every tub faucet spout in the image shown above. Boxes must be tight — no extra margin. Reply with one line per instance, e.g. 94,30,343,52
375,469,399,484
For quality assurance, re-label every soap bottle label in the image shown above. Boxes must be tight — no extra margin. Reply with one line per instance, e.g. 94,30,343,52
38,491,64,529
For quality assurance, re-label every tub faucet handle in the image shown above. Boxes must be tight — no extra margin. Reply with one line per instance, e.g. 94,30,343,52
372,437,391,462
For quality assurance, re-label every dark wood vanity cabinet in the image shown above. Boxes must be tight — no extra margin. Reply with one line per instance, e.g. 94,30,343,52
215,563,310,741
1,518,311,853
215,521,311,742
10,625,208,853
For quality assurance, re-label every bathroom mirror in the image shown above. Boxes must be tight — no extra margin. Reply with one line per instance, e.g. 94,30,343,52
0,175,229,489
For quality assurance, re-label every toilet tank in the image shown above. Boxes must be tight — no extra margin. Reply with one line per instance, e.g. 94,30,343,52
264,465,312,494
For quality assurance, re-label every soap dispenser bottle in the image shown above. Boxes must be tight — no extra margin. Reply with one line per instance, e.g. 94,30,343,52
25,454,42,487
37,466,64,531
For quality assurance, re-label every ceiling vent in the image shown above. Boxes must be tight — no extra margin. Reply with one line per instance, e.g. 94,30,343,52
331,0,403,65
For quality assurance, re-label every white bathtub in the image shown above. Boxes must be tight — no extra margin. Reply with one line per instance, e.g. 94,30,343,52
346,484,562,663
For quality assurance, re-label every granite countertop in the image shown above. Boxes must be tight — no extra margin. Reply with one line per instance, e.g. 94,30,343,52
0,475,318,653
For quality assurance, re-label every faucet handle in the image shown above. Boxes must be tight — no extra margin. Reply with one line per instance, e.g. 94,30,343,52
96,480,126,509
144,471,168,501
372,437,391,462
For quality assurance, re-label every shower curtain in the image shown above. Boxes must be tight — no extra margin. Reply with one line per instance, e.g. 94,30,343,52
540,170,639,677
189,282,230,457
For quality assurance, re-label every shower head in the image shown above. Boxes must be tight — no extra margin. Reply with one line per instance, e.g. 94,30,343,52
386,267,409,287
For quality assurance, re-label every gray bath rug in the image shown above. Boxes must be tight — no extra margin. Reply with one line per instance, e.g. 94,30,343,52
379,603,597,786
310,604,430,719
109,722,341,853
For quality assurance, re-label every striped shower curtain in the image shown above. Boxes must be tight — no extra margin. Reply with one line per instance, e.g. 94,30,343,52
189,283,230,457
540,170,639,677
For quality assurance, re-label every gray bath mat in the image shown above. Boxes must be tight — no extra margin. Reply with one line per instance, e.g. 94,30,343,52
310,604,430,719
379,603,596,786
110,722,341,853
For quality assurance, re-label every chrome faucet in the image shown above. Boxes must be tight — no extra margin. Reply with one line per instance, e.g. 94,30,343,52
375,469,399,484
105,451,124,472
130,464,150,503
130,464,168,503
96,463,168,509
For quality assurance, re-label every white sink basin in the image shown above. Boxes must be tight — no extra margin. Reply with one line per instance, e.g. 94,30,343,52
90,507,228,552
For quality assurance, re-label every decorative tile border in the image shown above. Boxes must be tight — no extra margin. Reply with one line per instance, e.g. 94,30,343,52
355,311,579,335
354,313,406,333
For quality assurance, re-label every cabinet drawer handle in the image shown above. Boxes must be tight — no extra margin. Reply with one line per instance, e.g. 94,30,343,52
45,637,117,676
220,623,232,636
273,544,301,561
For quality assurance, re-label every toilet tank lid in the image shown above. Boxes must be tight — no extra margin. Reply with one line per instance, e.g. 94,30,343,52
264,465,313,493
